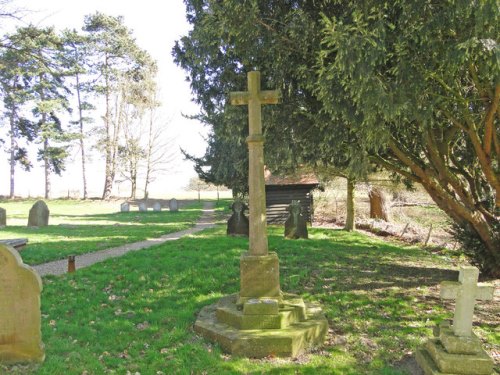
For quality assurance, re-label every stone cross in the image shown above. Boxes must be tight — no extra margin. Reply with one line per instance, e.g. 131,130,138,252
230,71,280,256
440,266,494,337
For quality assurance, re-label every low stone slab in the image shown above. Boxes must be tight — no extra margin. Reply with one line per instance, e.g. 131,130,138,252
0,239,28,251
436,323,481,355
194,293,328,358
0,244,44,364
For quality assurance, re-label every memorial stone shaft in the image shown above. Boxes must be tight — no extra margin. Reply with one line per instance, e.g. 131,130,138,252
230,71,280,255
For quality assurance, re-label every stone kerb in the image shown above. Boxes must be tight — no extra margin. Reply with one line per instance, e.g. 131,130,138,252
0,244,45,364
416,266,494,375
0,207,6,226
27,200,49,227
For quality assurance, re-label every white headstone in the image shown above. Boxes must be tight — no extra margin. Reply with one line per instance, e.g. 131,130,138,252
120,202,130,212
153,202,162,212
0,244,45,363
139,202,148,212
169,198,179,212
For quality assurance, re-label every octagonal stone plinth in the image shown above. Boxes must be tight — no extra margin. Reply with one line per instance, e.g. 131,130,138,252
194,294,328,358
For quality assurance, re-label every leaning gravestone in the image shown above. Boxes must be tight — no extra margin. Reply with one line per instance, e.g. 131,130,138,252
227,199,249,236
120,202,130,212
138,202,148,212
0,207,6,226
416,266,494,375
27,200,49,227
284,200,308,239
169,198,178,212
153,202,162,212
0,243,45,363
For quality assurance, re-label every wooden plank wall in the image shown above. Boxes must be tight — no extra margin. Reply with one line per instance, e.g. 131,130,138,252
265,186,314,224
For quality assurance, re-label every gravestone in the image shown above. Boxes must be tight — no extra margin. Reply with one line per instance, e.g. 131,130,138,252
169,198,178,212
138,202,147,212
120,202,130,212
27,200,49,227
0,207,5,226
194,71,328,358
153,202,162,212
416,266,494,375
284,200,308,239
0,243,45,364
227,200,249,236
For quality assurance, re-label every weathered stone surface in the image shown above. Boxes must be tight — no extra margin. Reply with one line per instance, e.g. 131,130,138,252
0,207,6,226
27,200,49,227
243,298,279,315
425,339,493,374
239,252,281,304
440,266,494,337
416,266,495,375
169,198,178,212
120,202,130,212
436,323,481,355
0,244,44,364
227,200,249,237
195,294,328,358
284,200,308,239
153,202,162,212
138,202,147,212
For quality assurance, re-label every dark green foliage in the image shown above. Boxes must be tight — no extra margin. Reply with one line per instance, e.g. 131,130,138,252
174,0,500,276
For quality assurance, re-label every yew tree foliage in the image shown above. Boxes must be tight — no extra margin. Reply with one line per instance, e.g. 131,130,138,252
174,0,499,276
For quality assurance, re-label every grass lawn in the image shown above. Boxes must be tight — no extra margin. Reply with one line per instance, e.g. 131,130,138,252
2,225,498,374
0,199,204,265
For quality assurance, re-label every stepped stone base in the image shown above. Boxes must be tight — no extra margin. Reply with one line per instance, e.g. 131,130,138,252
416,323,494,375
194,293,328,358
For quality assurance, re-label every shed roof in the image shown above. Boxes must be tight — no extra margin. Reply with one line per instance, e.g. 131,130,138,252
264,169,319,186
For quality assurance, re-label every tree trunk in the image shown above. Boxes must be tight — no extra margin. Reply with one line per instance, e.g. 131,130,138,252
368,186,390,221
344,177,355,231
9,108,16,199
102,53,113,200
44,138,50,199
75,71,88,199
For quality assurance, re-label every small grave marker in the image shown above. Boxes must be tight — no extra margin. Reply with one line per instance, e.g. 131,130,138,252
169,198,178,212
0,243,45,364
440,266,494,337
416,266,495,374
0,207,6,226
284,200,308,239
227,200,249,236
120,202,130,212
138,202,147,212
153,202,162,212
27,200,49,227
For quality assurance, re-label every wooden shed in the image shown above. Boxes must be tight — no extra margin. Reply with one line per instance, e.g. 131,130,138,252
264,170,319,224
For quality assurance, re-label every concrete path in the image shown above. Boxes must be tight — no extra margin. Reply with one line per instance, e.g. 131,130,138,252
33,201,217,277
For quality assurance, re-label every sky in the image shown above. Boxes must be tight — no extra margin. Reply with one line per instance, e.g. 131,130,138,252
0,0,208,198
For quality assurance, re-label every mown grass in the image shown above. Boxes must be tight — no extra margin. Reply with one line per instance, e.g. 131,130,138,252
0,199,204,265
3,225,498,374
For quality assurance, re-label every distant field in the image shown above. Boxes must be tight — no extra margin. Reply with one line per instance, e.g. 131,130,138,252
0,199,204,265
